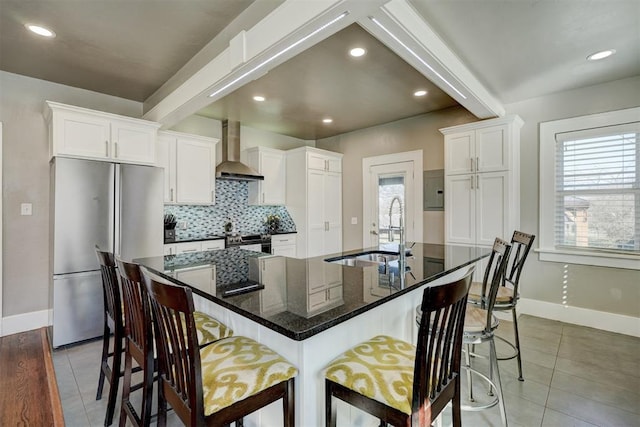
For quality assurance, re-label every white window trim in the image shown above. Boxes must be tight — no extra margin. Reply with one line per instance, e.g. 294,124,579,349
538,107,640,270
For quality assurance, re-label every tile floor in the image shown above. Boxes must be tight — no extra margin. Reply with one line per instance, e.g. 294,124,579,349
52,315,640,426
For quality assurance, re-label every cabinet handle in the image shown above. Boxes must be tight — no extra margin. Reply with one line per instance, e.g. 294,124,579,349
476,174,480,189
471,175,474,189
262,193,265,203
114,142,118,158
212,269,215,280
476,157,479,172
211,191,215,203
170,188,174,202
182,249,197,253
168,247,173,255
470,158,474,172
105,140,109,157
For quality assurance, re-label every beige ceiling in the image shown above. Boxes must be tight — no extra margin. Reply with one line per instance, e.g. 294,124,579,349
0,0,255,101
1,1,638,139
196,24,457,140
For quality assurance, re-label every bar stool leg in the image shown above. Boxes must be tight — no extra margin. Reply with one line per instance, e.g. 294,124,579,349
489,338,508,427
512,307,524,381
96,319,110,400
464,343,475,402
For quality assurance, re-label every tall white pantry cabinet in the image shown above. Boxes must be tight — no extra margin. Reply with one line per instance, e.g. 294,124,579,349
286,147,343,258
440,115,523,247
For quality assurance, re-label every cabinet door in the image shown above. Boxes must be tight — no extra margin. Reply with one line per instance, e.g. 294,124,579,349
307,153,327,171
445,131,475,175
476,172,508,246
157,135,176,203
176,138,216,204
54,111,111,159
445,175,475,244
111,120,156,164
476,125,509,172
326,157,342,173
323,171,342,255
307,169,326,257
259,257,287,315
176,266,216,294
261,150,286,205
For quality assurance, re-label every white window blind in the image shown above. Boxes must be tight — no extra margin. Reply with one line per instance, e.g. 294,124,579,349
554,122,640,254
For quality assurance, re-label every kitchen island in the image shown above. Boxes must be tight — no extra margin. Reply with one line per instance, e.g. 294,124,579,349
136,243,489,426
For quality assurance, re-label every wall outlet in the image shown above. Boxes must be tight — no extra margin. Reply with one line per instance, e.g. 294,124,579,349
20,203,33,216
351,217,358,225
180,221,188,229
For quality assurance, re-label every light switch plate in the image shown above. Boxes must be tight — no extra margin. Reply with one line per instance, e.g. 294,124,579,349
351,217,358,225
21,203,33,216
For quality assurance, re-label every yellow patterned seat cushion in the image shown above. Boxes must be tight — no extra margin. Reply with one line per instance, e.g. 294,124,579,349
199,335,297,415
468,282,514,304
324,335,416,415
193,311,233,347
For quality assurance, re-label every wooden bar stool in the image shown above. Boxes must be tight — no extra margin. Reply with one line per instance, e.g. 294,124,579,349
324,267,474,427
467,231,535,381
115,258,235,427
95,247,124,427
141,269,297,427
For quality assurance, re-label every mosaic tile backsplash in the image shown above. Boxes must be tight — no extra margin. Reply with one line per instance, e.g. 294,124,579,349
165,180,296,240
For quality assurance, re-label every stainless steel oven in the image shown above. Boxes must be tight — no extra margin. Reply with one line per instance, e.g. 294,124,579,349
225,234,272,253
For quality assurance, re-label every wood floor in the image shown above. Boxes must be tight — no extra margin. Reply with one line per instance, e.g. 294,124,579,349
0,327,64,426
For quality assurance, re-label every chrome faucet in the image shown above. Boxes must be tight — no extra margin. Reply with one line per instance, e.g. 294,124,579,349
388,196,404,244
388,196,406,268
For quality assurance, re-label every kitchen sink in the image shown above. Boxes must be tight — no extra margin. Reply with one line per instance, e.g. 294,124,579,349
325,251,399,267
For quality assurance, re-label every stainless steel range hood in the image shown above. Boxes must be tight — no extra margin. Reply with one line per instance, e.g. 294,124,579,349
216,120,264,181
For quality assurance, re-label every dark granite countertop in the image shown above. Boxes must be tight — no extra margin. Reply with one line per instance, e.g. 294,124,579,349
136,242,489,341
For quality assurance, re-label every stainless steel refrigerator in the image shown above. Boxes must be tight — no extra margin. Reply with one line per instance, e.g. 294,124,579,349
50,157,163,347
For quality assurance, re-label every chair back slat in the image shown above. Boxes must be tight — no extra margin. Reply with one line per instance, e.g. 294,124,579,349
413,267,474,415
478,238,512,330
506,231,535,297
142,270,204,426
95,247,122,329
115,258,151,358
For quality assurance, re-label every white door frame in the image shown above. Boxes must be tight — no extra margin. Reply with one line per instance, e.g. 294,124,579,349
363,150,423,247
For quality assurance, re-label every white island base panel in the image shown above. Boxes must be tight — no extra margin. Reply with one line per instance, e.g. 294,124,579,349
193,267,468,427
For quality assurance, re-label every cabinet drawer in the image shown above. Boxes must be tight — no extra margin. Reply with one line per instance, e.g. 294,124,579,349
201,239,225,251
174,242,202,254
272,235,296,246
308,291,328,310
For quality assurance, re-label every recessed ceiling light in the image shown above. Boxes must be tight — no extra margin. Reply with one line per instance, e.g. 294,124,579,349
349,47,366,57
414,90,428,97
25,24,56,38
323,118,333,124
253,95,265,102
587,49,616,61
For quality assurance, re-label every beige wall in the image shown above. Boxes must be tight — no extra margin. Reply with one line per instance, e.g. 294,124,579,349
504,76,640,318
0,71,142,318
317,106,477,251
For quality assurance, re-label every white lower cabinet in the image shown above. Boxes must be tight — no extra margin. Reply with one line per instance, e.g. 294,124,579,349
288,260,343,317
174,266,216,295
271,234,297,257
164,239,224,255
249,256,287,315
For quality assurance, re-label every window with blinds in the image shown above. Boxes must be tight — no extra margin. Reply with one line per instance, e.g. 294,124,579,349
554,123,639,253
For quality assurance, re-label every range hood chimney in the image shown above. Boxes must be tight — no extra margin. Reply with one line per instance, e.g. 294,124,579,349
216,120,264,181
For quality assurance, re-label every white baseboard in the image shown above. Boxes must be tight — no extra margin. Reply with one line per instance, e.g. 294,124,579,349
518,298,640,338
1,309,52,337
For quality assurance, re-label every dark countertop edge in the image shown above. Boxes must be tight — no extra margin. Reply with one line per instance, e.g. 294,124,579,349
142,254,484,342
166,230,297,245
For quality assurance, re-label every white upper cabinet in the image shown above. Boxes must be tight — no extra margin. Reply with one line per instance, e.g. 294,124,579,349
286,147,343,258
45,101,159,165
242,146,286,205
158,131,218,205
441,115,523,246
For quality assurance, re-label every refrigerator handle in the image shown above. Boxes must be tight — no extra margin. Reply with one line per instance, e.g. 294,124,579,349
113,164,121,256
